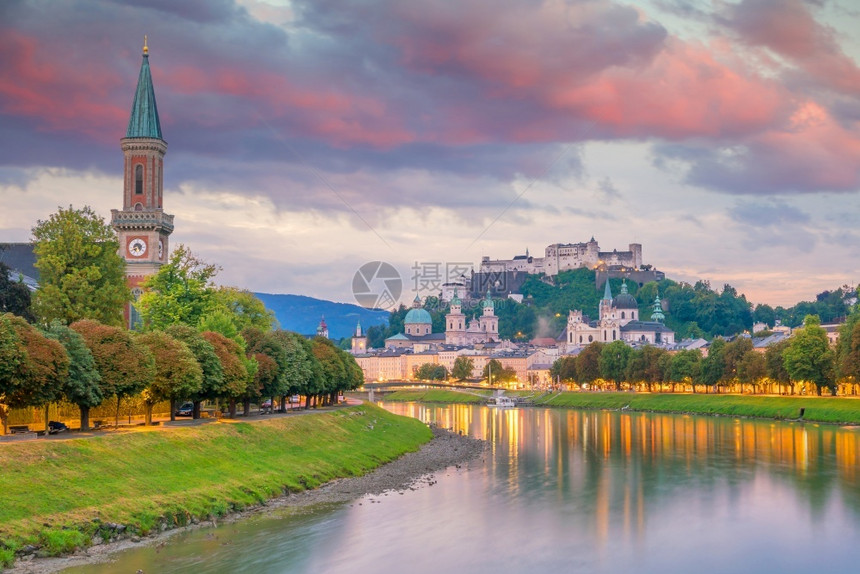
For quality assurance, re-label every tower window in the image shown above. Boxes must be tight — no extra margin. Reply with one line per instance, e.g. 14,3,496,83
135,165,143,194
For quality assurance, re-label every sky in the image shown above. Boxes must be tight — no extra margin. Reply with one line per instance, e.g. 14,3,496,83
1,0,859,309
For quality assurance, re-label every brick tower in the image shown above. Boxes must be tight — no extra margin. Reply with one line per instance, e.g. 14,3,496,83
111,37,173,327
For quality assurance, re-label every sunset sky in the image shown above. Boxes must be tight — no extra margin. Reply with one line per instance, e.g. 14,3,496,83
2,0,859,308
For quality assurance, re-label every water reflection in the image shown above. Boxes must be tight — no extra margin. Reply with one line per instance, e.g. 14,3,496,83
65,405,860,574
386,403,860,535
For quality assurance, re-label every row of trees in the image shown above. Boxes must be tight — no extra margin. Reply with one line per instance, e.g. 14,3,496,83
550,315,860,396
0,206,364,433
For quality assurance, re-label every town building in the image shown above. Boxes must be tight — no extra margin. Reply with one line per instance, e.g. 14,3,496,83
480,239,643,277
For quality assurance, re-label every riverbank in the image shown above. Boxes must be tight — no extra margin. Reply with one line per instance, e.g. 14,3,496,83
382,389,860,425
0,404,453,571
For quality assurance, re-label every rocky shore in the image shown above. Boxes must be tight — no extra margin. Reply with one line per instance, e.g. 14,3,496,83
7,425,486,574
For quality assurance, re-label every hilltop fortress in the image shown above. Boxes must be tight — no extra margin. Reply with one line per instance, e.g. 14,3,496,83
480,238,642,276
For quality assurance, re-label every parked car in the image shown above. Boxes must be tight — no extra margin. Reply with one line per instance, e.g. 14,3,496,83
289,395,301,404
175,402,194,417
260,399,273,414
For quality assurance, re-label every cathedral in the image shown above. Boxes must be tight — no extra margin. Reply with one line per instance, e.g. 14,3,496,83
564,281,674,349
110,38,173,327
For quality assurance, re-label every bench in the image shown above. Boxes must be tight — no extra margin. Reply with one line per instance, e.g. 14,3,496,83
9,425,30,434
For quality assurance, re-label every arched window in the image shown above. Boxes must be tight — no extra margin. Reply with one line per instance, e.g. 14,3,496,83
588,335,593,342
579,335,583,343
135,165,143,195
621,312,625,319
613,330,617,340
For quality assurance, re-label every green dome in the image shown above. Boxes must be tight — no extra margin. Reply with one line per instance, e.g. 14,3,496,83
481,289,494,309
404,308,433,324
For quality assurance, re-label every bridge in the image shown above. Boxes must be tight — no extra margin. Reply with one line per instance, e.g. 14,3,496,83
362,381,507,396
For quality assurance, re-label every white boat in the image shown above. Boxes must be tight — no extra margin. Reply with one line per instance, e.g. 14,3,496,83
487,396,516,408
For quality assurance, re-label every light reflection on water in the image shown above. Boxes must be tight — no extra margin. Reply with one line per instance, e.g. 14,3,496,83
65,404,860,574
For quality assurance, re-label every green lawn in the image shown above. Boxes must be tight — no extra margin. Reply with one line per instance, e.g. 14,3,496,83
0,404,431,566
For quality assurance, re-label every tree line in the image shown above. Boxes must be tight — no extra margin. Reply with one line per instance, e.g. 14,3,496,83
551,314,860,396
0,206,363,433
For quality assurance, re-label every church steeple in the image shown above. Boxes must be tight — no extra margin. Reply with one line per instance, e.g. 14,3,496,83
603,278,613,302
126,37,163,140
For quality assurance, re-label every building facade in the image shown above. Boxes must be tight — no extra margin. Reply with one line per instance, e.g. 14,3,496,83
480,238,643,277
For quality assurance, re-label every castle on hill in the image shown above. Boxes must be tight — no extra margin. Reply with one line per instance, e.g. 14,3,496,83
480,238,642,277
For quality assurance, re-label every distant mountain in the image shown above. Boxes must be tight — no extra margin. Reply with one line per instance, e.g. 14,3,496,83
254,293,389,339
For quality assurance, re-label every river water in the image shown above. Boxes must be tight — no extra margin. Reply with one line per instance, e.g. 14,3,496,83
66,403,860,573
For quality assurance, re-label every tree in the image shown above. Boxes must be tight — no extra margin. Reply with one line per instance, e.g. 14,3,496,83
165,324,224,418
136,331,203,424
416,363,448,380
3,315,69,432
668,349,702,391
44,321,103,430
31,205,131,326
452,356,475,381
71,319,155,427
836,314,860,393
576,342,604,385
599,341,631,390
550,356,577,384
783,315,835,396
737,350,766,393
0,314,27,433
0,261,34,322
137,245,220,331
722,338,754,384
483,359,516,383
765,339,791,394
311,337,347,406
626,346,668,390
200,330,250,416
699,338,726,390
213,287,277,331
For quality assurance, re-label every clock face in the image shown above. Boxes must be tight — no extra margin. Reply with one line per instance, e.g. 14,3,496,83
129,238,147,257
158,239,164,260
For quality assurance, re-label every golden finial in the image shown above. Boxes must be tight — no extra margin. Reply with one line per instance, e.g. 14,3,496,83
143,35,148,55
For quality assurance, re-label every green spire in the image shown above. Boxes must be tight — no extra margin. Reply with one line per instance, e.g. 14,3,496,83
651,295,665,322
451,288,461,306
126,40,163,139
620,280,628,295
481,287,494,309
603,278,613,302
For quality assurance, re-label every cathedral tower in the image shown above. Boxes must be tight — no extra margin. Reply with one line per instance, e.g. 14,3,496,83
111,38,173,326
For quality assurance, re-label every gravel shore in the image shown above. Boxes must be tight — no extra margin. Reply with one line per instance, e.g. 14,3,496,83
7,424,487,574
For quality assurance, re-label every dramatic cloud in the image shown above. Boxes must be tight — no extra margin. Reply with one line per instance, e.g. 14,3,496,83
2,0,860,305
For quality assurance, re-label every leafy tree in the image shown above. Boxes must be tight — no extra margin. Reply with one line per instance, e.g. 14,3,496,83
550,356,577,383
31,205,131,326
737,350,766,392
668,349,702,390
198,310,242,343
783,315,835,396
201,330,250,416
452,356,475,380
699,338,726,389
71,319,155,427
0,314,27,432
268,330,315,402
576,342,604,385
416,363,448,380
312,337,346,405
137,245,220,331
754,304,776,328
44,321,103,430
764,339,792,394
625,346,668,389
165,325,224,418
599,340,631,389
4,315,69,432
482,359,517,383
722,338,754,383
136,331,203,424
0,261,34,322
213,287,277,331
835,313,860,389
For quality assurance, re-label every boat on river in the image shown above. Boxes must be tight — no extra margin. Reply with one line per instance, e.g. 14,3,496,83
487,396,516,408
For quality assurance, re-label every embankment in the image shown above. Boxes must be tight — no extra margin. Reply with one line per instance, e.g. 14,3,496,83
0,404,431,568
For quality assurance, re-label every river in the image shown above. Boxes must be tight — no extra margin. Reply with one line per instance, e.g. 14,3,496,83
65,403,860,573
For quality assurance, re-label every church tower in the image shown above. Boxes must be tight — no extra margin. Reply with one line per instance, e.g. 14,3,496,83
445,289,466,345
111,37,173,327
351,320,367,355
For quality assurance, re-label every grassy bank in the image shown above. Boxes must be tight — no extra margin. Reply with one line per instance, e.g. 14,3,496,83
0,404,431,567
382,390,490,404
535,392,860,424
382,389,860,425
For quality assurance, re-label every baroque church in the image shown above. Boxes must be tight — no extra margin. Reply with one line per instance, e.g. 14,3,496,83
381,290,499,351
111,38,174,327
564,281,674,350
